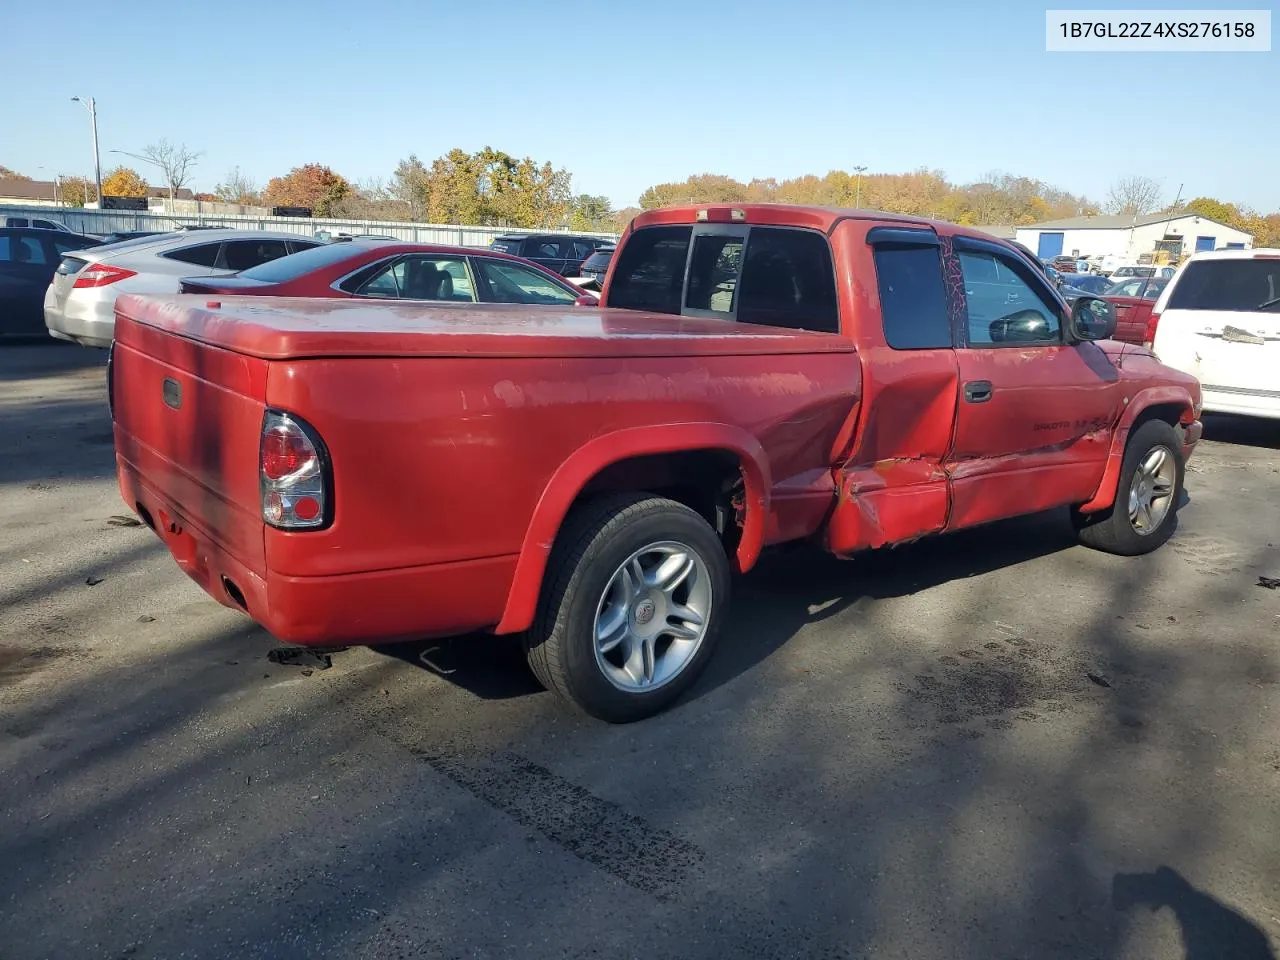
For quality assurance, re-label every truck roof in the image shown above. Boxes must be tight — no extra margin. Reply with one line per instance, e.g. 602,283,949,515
631,203,996,243
115,294,857,361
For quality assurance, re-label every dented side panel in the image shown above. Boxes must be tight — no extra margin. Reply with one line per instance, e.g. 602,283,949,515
946,340,1125,530
824,220,960,555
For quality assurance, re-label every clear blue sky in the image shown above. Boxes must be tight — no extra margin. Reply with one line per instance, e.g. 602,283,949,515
3,0,1276,212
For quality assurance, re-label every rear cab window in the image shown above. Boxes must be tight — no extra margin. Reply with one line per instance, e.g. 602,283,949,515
606,224,839,333
1167,259,1280,312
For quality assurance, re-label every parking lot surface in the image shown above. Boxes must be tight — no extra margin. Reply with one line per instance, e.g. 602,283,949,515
2,344,1278,959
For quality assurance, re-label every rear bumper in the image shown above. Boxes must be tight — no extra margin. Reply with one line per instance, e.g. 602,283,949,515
118,459,518,645
1181,419,1203,460
44,287,115,348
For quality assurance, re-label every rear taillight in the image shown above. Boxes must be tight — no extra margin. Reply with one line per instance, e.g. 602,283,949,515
260,411,331,530
73,264,137,288
1143,311,1161,350
57,256,88,276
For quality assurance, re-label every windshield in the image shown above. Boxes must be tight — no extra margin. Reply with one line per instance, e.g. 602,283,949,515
238,241,374,281
1166,259,1280,312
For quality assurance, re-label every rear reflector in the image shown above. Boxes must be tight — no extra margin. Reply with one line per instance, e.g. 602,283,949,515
260,411,331,530
73,264,137,288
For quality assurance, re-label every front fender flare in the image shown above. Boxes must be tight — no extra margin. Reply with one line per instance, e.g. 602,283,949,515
1077,386,1195,514
493,423,772,635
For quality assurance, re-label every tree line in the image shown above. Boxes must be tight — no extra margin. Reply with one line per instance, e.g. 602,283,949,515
4,154,1277,246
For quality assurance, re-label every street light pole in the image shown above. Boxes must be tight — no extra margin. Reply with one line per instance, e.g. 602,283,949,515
71,97,102,206
853,165,867,209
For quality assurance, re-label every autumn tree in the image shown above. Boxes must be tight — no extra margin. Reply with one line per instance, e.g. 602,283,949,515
59,176,96,207
214,166,261,205
102,166,149,197
639,174,748,209
569,195,614,232
612,206,642,232
393,147,571,227
328,178,414,221
1181,196,1240,224
391,155,430,219
0,165,31,181
263,164,351,215
141,140,201,200
1106,174,1163,217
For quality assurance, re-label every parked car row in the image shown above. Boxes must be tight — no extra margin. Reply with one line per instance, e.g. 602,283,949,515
1,221,610,342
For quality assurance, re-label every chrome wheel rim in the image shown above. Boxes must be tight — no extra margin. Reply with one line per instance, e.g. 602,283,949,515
1128,445,1176,535
592,540,712,693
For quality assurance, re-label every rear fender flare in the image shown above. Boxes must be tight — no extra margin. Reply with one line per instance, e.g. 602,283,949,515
1078,386,1195,513
493,423,772,635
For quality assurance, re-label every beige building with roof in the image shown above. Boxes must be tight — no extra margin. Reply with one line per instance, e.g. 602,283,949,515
1014,213,1253,262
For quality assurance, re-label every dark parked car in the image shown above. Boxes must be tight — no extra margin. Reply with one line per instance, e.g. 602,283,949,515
489,233,614,276
178,239,599,307
574,246,615,287
1059,274,1112,296
0,227,102,339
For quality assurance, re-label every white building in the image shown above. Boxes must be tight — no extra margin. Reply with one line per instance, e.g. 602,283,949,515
1015,213,1253,262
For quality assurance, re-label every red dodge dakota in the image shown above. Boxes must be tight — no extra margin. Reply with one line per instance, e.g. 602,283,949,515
110,204,1203,722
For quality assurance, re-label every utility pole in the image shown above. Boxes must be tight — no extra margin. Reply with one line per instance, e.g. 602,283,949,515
1159,183,1184,262
853,165,867,208
71,97,102,206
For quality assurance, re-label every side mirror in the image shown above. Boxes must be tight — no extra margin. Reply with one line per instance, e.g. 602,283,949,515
1069,296,1117,341
574,294,599,307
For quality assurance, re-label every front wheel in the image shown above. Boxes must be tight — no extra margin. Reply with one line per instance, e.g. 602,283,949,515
524,493,731,723
1073,419,1184,555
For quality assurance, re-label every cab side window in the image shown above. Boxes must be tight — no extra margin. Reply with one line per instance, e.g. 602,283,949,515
873,244,951,349
958,250,1060,346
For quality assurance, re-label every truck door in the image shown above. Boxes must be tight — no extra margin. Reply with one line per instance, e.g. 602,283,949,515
945,236,1125,531
826,227,960,555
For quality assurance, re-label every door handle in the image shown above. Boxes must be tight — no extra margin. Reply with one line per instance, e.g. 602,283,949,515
964,380,993,403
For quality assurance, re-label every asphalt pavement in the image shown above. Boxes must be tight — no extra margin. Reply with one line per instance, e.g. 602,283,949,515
2,343,1278,960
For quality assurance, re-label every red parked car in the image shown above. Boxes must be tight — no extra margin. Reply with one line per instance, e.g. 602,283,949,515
178,240,598,306
1102,276,1169,345
112,204,1201,722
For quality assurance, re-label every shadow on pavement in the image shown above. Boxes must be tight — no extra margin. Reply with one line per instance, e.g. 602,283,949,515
1113,866,1277,960
367,508,1083,707
1201,413,1280,451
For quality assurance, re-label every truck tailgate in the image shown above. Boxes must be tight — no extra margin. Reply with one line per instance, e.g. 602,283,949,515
112,307,269,575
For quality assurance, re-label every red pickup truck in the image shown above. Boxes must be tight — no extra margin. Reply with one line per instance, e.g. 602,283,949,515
110,204,1202,722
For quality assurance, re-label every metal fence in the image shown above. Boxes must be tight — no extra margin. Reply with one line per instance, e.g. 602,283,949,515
0,204,618,248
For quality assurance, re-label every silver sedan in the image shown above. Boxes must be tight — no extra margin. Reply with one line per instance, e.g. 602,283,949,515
44,229,321,347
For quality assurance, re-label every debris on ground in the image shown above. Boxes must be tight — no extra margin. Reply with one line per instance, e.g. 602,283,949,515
85,576,103,586
1258,576,1280,590
136,615,155,623
106,515,142,528
266,647,341,670
1087,672,1113,688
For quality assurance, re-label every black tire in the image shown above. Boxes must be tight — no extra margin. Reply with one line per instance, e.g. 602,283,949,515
524,493,731,723
1073,419,1184,556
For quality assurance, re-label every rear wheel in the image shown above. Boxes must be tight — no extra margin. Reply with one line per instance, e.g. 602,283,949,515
1073,419,1184,555
524,493,730,723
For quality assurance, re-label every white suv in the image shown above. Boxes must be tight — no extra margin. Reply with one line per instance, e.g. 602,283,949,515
1149,249,1280,420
